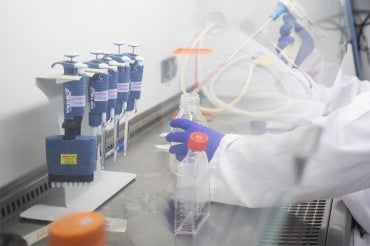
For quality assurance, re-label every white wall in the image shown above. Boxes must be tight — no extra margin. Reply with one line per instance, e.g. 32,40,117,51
0,0,200,187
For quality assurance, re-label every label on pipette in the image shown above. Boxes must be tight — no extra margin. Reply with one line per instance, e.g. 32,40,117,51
130,82,142,91
69,95,86,107
93,91,109,102
60,154,78,165
117,83,129,93
108,89,118,100
65,89,85,113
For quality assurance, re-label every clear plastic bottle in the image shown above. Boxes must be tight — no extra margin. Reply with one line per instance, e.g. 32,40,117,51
170,93,207,174
174,93,207,125
174,132,210,236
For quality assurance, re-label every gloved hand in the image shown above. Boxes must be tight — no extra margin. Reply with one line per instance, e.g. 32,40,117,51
277,14,314,66
166,118,225,162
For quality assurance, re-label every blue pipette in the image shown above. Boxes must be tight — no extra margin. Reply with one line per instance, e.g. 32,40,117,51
122,42,145,156
85,51,110,169
107,43,133,160
47,54,96,185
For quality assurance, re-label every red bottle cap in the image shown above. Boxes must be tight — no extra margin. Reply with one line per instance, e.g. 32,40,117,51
188,132,208,151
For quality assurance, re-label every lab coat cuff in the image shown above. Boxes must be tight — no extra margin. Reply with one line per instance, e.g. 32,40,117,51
209,134,244,205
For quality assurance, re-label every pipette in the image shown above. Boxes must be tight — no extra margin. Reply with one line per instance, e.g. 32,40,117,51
121,42,145,156
123,102,132,157
100,52,121,161
100,54,118,124
107,43,132,160
114,56,131,160
191,1,307,95
125,42,144,113
85,51,110,169
191,19,272,95
47,54,96,185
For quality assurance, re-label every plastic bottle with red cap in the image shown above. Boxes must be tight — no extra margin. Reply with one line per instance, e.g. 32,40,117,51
174,131,211,236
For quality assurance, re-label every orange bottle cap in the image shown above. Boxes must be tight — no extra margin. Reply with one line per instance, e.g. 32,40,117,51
188,132,208,151
48,211,106,246
173,47,213,55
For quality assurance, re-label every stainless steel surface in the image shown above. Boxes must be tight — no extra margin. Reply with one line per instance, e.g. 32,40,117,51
325,198,353,246
258,200,331,246
0,167,51,222
0,101,353,245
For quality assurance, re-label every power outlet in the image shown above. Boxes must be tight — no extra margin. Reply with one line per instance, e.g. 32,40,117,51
161,56,177,83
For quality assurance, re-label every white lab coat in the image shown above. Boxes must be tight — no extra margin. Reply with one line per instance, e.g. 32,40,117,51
210,70,370,245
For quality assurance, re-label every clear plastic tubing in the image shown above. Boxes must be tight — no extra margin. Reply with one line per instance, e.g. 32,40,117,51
192,19,272,95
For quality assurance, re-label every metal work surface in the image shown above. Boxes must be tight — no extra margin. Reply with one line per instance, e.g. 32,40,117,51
1,113,352,245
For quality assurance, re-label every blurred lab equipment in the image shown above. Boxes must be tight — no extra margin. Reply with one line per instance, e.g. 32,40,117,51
0,233,28,246
21,213,127,245
48,211,106,246
174,132,210,236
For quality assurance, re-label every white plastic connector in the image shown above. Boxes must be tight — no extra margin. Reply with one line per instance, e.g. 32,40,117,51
135,56,144,65
121,56,132,66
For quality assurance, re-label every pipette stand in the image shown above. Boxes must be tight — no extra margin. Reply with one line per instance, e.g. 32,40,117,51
20,77,136,222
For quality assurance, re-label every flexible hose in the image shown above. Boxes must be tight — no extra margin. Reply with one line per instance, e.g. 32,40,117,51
179,18,319,121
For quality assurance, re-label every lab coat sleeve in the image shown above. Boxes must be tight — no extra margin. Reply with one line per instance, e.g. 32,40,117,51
342,189,370,235
210,91,370,209
324,70,370,113
296,91,370,202
210,128,313,207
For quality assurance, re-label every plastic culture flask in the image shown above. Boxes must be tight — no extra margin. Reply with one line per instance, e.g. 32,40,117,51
174,132,210,236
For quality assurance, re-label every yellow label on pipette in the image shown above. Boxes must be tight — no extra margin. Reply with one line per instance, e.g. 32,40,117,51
60,154,77,165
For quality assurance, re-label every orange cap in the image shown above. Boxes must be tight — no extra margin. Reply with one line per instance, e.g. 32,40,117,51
188,132,208,151
48,211,106,246
173,47,213,55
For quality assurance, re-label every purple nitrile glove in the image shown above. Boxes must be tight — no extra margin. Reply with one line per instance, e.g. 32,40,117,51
166,118,225,162
277,14,315,66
